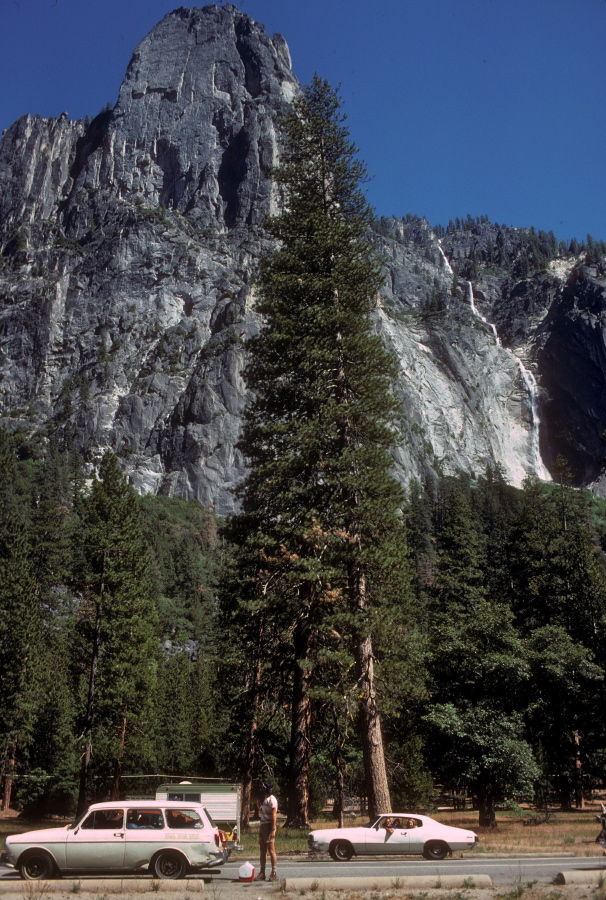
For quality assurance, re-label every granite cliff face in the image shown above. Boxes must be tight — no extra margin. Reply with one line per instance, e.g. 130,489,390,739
0,4,296,512
1,4,606,512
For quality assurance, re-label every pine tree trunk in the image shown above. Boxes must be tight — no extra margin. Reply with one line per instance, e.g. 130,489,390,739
574,730,584,809
240,631,263,830
240,729,255,830
77,593,103,815
332,705,345,828
1,739,16,811
285,614,312,828
111,714,128,800
478,791,497,828
351,563,391,819
1,776,12,812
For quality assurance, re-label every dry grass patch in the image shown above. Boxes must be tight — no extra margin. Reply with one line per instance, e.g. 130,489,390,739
236,807,605,858
436,809,603,856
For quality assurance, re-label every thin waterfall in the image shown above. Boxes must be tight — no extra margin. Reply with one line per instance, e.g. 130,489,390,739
467,282,501,346
466,281,550,481
437,239,454,275
516,361,551,480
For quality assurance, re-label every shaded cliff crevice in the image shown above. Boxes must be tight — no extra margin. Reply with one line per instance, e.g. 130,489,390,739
217,126,249,227
538,267,606,483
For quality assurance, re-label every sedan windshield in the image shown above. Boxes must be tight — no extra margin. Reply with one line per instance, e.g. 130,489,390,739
67,810,90,830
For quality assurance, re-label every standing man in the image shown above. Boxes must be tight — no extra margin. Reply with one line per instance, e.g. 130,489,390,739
257,782,278,881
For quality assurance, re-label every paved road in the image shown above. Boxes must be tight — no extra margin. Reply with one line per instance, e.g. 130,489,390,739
220,856,606,886
2,855,605,886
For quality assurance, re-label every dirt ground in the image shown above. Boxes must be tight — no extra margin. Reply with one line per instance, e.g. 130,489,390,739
0,881,605,900
1,855,605,900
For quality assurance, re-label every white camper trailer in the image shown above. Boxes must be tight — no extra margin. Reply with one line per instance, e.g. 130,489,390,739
155,782,242,851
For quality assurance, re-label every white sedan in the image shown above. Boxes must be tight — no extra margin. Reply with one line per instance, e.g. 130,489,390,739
308,814,478,861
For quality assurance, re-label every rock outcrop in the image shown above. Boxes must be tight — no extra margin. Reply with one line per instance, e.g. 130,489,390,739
1,4,606,512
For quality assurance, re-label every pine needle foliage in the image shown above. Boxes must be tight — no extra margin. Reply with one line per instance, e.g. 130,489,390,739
75,451,158,811
0,432,42,809
237,76,404,584
227,76,411,822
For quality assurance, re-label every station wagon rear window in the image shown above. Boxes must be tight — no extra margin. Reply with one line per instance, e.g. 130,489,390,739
165,809,203,829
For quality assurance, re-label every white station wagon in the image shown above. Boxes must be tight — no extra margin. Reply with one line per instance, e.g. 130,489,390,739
2,800,228,880
308,813,478,861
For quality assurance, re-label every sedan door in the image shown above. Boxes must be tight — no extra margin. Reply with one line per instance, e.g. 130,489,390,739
363,818,411,855
65,809,126,870
404,818,428,854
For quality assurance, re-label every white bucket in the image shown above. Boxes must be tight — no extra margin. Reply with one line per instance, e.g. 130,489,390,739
239,861,255,882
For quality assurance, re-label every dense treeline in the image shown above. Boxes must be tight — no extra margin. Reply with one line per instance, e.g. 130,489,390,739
0,425,604,827
409,466,606,825
0,430,224,817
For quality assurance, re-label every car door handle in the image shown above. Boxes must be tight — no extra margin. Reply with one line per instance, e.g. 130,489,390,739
114,832,125,838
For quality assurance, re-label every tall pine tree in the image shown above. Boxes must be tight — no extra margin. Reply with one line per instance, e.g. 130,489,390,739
227,76,411,824
75,451,158,813
0,432,42,810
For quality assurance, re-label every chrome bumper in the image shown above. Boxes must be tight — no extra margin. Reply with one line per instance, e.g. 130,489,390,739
206,849,229,868
308,838,324,850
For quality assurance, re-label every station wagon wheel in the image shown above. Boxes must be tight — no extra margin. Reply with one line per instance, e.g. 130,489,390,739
422,840,449,861
19,850,55,880
152,850,188,879
329,840,354,862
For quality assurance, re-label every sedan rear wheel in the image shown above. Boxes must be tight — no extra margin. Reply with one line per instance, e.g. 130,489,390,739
19,851,55,880
329,840,354,862
423,840,449,861
152,850,188,879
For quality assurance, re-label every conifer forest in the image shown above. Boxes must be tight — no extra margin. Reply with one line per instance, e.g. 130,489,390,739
1,79,605,831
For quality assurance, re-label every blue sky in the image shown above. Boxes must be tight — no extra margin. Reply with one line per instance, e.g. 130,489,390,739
1,0,604,243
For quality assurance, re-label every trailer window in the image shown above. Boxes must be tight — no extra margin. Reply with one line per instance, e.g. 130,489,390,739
167,792,201,803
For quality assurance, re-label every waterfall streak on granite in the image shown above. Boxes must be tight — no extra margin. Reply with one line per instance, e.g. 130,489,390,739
437,239,453,275
467,281,501,345
466,282,550,481
517,362,550,481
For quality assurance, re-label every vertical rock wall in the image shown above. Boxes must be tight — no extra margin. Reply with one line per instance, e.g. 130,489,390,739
1,5,606,510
